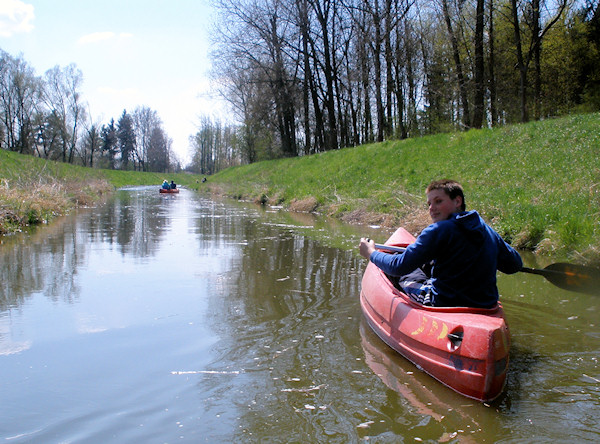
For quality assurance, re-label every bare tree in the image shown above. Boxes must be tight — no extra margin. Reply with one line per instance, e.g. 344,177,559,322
471,0,485,128
510,0,568,122
147,126,169,172
42,64,87,163
0,51,40,153
440,0,470,128
81,122,102,167
488,0,498,126
132,106,162,171
212,0,300,157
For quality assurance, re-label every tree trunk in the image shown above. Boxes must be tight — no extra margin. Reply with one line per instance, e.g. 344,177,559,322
441,0,470,129
298,0,312,155
313,0,338,150
489,0,498,126
372,0,385,142
306,35,325,152
510,0,528,122
384,0,394,139
404,21,417,137
472,0,485,128
532,0,541,120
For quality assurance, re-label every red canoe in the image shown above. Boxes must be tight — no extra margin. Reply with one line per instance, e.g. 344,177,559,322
360,227,510,402
159,188,179,194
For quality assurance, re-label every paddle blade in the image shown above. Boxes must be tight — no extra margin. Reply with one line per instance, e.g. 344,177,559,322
539,263,600,295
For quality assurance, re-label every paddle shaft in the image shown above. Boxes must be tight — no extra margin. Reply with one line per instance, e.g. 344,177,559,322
520,267,551,277
374,243,405,253
372,242,600,294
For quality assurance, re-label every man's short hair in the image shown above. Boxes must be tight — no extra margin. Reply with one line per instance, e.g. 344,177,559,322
426,179,466,211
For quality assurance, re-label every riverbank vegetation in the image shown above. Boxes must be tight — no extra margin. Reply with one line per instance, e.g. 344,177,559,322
203,112,600,263
3,112,599,263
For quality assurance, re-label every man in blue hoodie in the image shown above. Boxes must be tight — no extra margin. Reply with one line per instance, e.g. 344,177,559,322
359,179,523,308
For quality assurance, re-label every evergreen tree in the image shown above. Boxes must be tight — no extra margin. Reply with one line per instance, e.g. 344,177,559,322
100,119,118,169
117,110,136,170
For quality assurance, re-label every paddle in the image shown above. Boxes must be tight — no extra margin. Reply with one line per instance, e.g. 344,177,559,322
519,263,600,295
373,243,600,295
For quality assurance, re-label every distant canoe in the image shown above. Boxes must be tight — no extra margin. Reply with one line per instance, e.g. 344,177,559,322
159,188,179,194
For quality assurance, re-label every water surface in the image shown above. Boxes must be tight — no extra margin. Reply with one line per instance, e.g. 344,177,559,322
0,186,598,442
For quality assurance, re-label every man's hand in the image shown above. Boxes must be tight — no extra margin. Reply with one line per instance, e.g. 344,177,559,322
359,237,376,260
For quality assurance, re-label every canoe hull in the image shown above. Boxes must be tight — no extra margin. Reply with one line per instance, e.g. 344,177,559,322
159,188,179,194
360,227,510,402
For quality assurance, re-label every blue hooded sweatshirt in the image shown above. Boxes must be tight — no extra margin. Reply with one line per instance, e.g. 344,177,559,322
369,210,523,308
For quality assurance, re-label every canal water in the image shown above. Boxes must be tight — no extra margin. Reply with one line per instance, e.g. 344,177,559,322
0,186,598,443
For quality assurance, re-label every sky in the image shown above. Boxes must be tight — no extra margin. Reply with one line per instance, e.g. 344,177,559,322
0,0,228,164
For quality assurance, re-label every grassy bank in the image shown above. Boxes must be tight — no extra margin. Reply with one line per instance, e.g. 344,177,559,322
203,113,600,262
0,150,202,235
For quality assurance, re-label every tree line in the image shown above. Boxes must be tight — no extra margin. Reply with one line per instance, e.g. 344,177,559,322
3,0,599,177
0,49,180,173
190,0,599,170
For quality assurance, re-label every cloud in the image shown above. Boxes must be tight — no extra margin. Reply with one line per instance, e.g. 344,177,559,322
78,31,133,46
0,0,34,37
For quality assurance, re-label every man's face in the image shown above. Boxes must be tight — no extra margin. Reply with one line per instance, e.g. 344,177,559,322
426,189,463,223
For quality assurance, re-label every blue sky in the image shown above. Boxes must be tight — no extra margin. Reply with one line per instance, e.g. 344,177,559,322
0,0,225,163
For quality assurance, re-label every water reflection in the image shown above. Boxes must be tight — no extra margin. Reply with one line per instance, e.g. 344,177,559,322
199,229,367,442
1,216,79,312
87,189,170,257
0,188,175,314
359,320,485,440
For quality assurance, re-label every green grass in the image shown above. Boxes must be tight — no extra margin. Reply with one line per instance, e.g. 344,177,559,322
206,113,600,261
0,150,205,189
